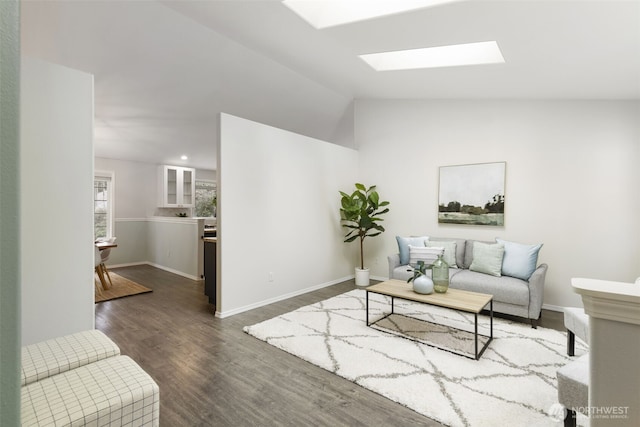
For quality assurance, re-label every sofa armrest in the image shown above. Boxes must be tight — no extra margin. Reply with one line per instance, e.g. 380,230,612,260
388,254,401,279
527,263,548,320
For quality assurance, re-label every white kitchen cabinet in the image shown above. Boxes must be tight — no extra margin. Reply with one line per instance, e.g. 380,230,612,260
158,165,195,207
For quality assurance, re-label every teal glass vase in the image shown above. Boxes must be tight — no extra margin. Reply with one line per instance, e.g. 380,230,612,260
432,254,449,293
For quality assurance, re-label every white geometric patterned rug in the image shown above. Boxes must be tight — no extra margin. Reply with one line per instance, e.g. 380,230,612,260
244,289,588,427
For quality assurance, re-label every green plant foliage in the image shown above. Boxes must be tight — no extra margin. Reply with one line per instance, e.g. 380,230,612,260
339,183,390,270
407,260,432,283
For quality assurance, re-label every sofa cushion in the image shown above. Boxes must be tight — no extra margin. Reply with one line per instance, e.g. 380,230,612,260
496,238,543,280
396,236,429,265
426,240,458,268
408,245,443,267
450,270,529,305
392,265,416,282
469,242,505,277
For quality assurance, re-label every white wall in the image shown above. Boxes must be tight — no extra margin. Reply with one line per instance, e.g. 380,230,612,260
218,113,359,316
94,157,157,218
147,217,201,280
21,57,95,345
94,157,155,266
355,100,640,309
196,168,216,182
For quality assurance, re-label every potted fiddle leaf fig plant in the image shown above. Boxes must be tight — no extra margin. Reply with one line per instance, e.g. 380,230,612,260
339,183,390,286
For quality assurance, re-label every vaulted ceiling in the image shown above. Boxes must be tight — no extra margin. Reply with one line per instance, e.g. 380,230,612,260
21,0,640,170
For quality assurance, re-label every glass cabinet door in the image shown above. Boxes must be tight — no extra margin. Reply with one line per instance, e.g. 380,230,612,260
159,165,196,208
167,167,178,205
182,169,193,205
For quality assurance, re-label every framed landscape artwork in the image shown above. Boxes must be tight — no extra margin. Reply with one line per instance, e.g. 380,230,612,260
438,162,506,226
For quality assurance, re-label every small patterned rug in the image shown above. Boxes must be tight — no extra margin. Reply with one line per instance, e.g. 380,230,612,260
244,289,588,427
95,273,152,303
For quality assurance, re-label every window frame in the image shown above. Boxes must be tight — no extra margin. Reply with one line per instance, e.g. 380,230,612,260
94,170,115,239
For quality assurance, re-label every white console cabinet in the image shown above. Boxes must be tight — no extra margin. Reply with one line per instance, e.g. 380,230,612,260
572,278,640,427
158,165,195,208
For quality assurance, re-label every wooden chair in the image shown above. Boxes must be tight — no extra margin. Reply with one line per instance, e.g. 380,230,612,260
96,237,117,289
94,246,106,295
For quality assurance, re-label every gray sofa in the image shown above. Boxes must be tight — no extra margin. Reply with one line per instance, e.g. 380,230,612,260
388,237,547,327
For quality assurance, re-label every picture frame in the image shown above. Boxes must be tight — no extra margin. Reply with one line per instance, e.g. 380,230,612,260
438,162,506,226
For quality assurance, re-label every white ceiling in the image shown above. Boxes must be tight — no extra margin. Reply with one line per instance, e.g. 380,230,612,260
21,0,640,170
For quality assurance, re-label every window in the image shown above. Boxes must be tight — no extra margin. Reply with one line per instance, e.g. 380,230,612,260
194,180,216,217
94,172,114,239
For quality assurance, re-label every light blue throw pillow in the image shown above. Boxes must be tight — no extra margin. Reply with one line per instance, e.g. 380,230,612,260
396,236,429,265
469,242,505,277
496,238,543,280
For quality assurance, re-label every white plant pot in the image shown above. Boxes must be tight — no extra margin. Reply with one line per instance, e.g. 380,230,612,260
355,268,370,287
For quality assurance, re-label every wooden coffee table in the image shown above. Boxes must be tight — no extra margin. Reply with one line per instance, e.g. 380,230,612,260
366,280,493,360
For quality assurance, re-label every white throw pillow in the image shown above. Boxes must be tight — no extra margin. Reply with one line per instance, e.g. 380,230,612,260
409,245,444,268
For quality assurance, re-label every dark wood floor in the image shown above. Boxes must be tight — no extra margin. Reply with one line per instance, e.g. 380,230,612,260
95,265,564,427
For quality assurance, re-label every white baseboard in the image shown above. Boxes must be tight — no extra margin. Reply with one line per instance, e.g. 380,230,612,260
146,262,201,281
108,261,202,282
217,275,354,319
108,261,147,269
542,303,568,313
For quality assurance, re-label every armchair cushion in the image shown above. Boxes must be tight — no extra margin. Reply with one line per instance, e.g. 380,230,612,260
557,354,589,410
564,307,589,345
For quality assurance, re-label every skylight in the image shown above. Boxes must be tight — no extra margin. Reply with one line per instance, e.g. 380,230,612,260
359,41,505,71
282,0,457,29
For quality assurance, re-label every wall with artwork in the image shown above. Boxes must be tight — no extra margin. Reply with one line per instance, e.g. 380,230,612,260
438,162,506,226
355,99,640,309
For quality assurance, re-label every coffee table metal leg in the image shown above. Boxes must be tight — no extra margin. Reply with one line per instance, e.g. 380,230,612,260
475,299,494,360
475,313,479,360
490,300,493,339
366,290,370,326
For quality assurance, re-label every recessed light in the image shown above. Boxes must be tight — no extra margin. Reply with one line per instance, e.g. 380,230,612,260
181,155,188,160
282,0,457,29
359,41,505,71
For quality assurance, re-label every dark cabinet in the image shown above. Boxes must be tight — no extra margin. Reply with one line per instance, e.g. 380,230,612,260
203,238,216,305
